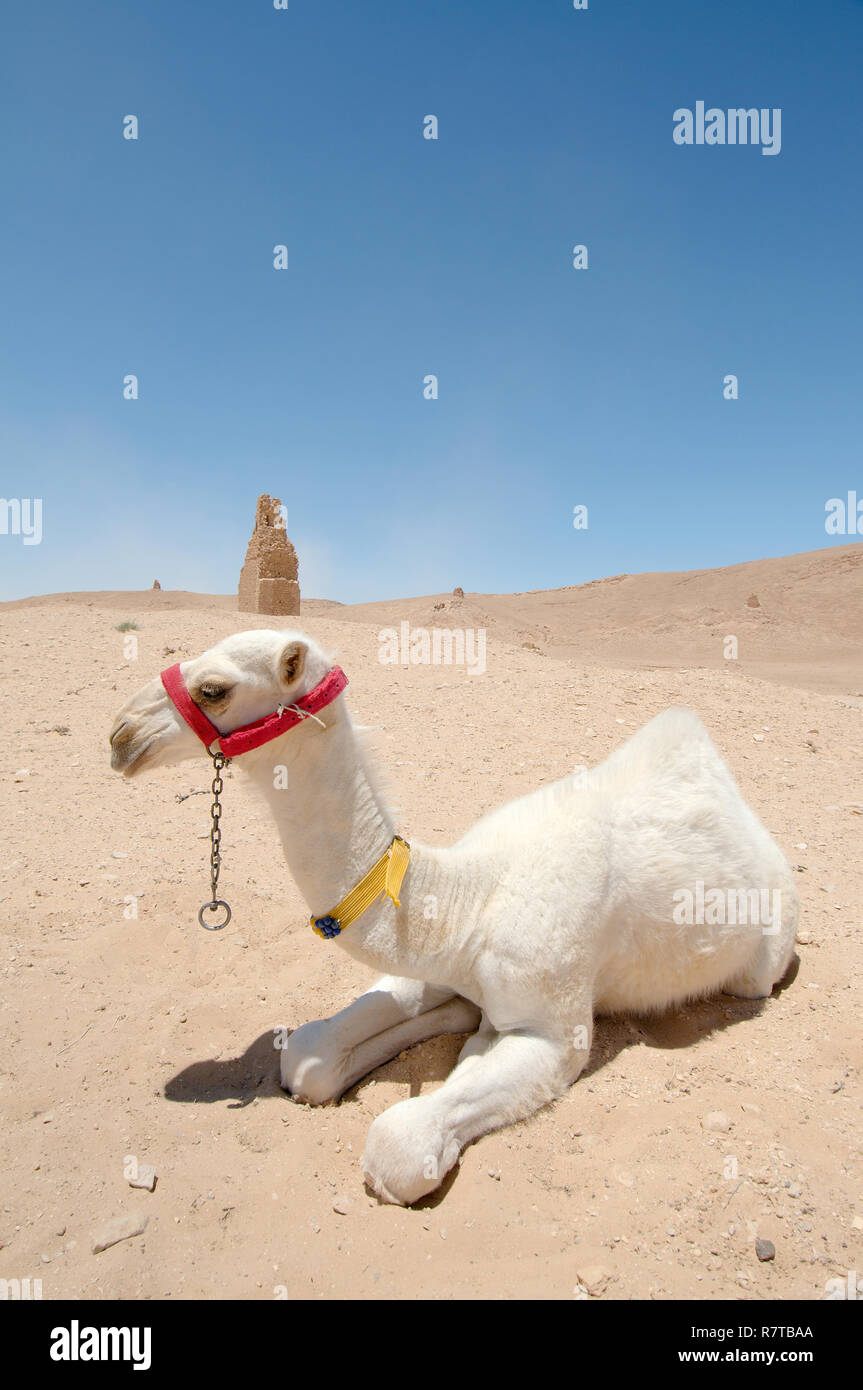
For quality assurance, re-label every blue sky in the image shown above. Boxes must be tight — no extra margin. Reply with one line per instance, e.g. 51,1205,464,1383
1,0,861,602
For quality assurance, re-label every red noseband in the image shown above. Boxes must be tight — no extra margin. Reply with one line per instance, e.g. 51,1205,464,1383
160,663,348,758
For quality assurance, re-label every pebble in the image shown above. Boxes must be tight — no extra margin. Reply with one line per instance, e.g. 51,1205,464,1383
128,1164,157,1192
702,1111,733,1133
91,1212,148,1254
755,1238,775,1262
332,1196,350,1215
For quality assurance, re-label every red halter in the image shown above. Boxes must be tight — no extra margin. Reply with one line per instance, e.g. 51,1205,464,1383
160,662,348,758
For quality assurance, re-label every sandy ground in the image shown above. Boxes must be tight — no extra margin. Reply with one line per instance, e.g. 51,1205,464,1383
1,546,861,1300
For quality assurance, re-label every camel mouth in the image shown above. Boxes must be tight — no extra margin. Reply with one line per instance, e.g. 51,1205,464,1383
110,733,155,777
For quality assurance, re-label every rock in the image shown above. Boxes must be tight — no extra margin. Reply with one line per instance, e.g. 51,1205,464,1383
13,769,30,782
851,1216,863,1232
702,1110,733,1133
452,587,464,598
238,494,300,615
152,580,161,590
91,1212,148,1253
755,1238,775,1262
128,1164,157,1192
746,594,760,608
332,1195,350,1215
576,1264,612,1296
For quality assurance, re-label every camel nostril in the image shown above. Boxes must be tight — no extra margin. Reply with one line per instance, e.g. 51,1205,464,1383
110,720,129,747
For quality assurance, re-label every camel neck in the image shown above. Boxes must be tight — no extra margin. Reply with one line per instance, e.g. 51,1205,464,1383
243,709,458,978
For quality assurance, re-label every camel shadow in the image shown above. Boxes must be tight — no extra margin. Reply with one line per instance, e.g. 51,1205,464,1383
582,951,800,1081
164,955,800,1109
164,1024,468,1109
165,955,800,1208
165,1032,286,1108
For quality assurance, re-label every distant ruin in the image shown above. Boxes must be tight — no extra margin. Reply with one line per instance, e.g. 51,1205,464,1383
237,494,300,615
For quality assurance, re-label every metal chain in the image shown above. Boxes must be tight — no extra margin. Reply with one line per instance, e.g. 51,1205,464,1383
198,751,232,930
208,752,226,899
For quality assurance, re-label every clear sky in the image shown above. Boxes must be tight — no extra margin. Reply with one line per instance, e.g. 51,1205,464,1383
1,0,861,602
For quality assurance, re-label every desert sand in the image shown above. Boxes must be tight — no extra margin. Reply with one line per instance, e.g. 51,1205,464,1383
1,543,861,1300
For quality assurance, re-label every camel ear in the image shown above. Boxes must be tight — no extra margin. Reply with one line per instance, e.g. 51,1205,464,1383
277,638,307,690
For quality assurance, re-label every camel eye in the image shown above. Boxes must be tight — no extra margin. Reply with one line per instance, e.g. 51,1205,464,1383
198,683,231,703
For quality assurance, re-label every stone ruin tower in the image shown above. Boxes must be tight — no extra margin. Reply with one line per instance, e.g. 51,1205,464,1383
237,493,300,615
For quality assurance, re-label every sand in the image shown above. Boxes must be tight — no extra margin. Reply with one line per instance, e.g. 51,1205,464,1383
1,543,861,1300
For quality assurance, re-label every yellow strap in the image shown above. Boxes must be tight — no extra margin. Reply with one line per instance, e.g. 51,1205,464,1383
311,836,410,939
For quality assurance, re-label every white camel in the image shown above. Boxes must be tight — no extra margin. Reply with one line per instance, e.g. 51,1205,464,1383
110,629,798,1205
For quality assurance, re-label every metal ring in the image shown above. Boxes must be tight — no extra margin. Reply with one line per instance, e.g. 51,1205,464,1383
198,899,232,931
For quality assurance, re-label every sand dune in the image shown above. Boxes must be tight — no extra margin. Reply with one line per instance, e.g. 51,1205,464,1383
323,543,863,697
6,543,860,696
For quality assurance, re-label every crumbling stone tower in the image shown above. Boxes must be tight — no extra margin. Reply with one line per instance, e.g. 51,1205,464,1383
237,494,300,615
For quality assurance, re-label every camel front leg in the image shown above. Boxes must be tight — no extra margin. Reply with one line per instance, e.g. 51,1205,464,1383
280,975,480,1104
362,1026,585,1205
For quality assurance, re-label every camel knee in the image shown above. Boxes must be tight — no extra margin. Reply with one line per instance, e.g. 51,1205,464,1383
362,1098,458,1206
279,1018,345,1105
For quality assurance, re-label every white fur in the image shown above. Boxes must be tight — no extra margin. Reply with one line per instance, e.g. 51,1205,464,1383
111,629,798,1205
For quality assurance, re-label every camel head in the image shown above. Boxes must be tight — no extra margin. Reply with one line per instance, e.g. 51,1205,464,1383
109,629,335,778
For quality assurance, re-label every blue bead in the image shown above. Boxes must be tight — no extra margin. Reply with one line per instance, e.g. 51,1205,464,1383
314,914,341,939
